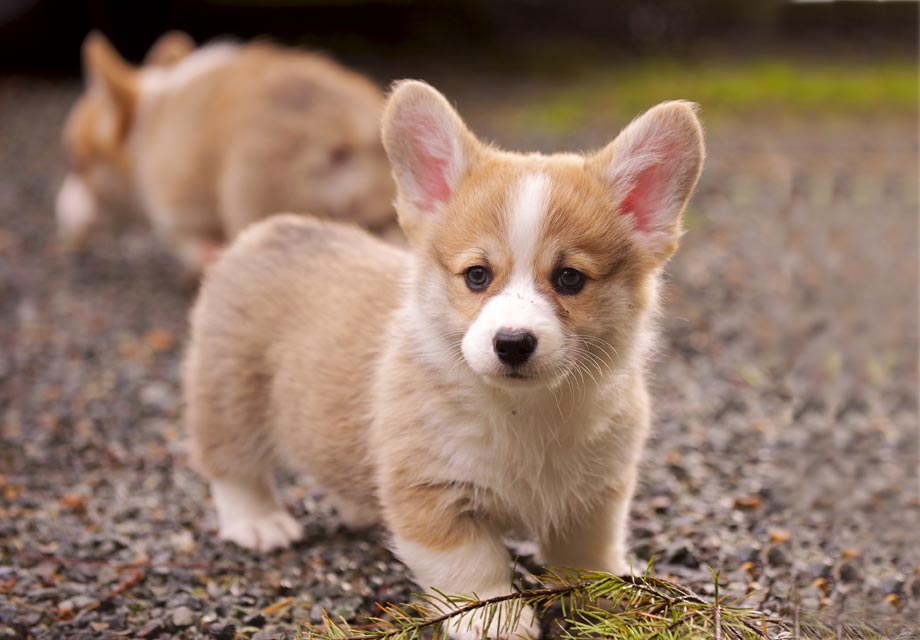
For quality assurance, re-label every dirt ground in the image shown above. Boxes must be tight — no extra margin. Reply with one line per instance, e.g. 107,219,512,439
0,74,917,639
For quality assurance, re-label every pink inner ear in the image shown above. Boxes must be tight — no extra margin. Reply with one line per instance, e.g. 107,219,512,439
620,164,662,233
406,118,452,212
413,146,451,210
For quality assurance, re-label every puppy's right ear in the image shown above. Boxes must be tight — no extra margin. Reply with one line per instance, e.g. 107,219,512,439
382,80,479,234
144,30,196,67
82,31,138,120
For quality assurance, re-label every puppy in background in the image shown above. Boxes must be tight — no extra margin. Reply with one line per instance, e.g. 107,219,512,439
56,31,395,275
184,81,704,639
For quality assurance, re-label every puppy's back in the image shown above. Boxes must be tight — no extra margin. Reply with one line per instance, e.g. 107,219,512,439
135,43,395,245
184,215,405,497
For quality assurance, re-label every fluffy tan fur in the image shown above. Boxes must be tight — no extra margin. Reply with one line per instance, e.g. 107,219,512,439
56,31,395,275
184,81,704,640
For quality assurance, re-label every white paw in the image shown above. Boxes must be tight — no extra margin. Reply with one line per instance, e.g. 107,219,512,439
448,603,540,640
219,510,303,552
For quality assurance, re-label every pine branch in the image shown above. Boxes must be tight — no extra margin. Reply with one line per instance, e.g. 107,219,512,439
299,568,905,640
298,570,782,640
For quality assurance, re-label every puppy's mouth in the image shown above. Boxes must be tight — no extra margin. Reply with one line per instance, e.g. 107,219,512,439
484,368,548,389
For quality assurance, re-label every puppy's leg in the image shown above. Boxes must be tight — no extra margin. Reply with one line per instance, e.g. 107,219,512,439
385,485,540,640
55,174,100,250
211,474,303,552
184,332,301,552
539,476,637,576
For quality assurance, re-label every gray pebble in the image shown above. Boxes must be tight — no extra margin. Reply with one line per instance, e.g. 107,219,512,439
667,542,700,569
171,606,195,628
137,618,164,638
766,546,789,566
880,576,904,595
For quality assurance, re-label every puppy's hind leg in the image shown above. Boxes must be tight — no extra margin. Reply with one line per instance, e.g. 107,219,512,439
185,362,302,552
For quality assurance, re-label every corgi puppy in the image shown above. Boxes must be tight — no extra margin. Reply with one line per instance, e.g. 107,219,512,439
184,81,704,639
56,31,395,274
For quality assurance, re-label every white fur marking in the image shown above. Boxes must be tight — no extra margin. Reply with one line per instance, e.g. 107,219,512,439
460,172,566,384
508,172,549,271
140,43,239,97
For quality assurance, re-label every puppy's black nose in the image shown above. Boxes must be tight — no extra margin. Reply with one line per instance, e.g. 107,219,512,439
493,330,537,367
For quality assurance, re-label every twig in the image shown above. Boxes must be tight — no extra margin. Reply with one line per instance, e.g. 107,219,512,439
102,568,146,600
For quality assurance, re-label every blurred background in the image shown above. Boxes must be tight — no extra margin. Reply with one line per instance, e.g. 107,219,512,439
0,2,917,639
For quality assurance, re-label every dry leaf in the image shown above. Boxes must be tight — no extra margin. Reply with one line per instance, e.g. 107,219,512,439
60,494,86,512
262,596,294,616
769,529,791,543
144,329,176,353
733,495,762,510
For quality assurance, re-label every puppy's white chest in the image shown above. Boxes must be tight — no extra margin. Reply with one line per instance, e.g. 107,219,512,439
433,399,614,533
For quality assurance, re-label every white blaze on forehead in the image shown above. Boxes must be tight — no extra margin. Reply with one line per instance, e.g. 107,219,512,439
507,172,550,274
460,171,565,381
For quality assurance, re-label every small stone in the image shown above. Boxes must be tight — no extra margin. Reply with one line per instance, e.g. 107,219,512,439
736,544,761,563
807,560,832,580
879,576,904,595
244,613,266,628
908,577,920,598
632,542,653,561
171,606,195,628
140,382,176,412
137,618,164,638
209,623,236,640
667,541,700,568
649,495,671,513
766,546,789,566
837,561,860,583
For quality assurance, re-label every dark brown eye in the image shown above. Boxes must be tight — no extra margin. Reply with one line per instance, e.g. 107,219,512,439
465,266,491,292
553,268,585,294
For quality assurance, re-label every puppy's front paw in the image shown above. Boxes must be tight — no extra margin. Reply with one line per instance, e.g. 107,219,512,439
449,603,540,640
219,510,303,552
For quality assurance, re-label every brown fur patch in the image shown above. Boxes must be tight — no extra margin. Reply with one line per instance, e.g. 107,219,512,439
383,477,486,551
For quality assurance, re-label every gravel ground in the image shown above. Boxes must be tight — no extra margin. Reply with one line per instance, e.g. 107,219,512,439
0,76,917,639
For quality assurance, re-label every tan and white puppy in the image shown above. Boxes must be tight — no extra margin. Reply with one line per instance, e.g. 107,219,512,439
184,81,704,639
57,31,395,274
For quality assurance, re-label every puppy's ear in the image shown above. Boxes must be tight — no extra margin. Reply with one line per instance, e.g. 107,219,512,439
588,101,704,262
382,80,479,234
82,31,138,129
144,30,196,67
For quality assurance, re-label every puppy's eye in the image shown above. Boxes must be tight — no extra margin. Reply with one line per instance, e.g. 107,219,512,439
464,265,492,292
553,267,585,294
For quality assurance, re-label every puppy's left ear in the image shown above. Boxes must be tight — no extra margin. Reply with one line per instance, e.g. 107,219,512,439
82,31,138,138
382,80,480,239
588,101,705,262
